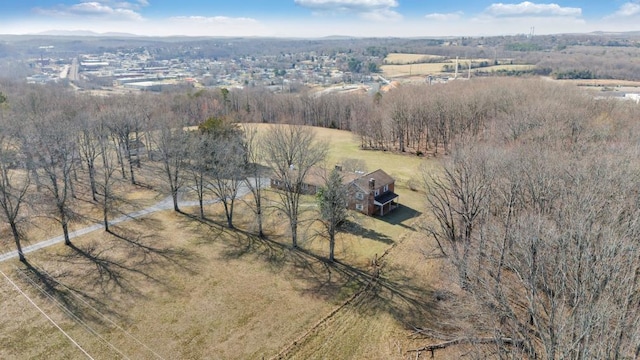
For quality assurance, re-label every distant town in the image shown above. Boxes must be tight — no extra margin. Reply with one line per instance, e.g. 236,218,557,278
3,32,640,100
27,41,389,95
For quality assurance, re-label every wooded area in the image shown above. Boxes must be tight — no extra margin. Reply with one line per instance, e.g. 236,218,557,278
0,76,639,358
423,81,640,358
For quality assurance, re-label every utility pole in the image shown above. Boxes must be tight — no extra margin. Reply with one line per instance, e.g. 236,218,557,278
454,56,459,79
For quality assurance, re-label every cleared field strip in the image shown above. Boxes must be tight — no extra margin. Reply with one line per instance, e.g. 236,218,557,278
381,53,535,77
383,53,445,64
381,63,535,77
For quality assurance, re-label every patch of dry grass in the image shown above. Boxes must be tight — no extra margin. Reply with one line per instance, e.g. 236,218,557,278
383,53,445,65
382,63,450,77
1,125,453,359
382,62,535,78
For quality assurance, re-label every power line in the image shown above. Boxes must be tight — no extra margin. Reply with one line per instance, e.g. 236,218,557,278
13,265,131,360
27,260,165,360
0,268,95,360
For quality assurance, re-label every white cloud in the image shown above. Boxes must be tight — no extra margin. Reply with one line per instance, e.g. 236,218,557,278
485,1,581,17
33,1,146,21
605,2,640,18
294,0,400,21
295,0,397,10
425,11,464,21
170,16,259,25
360,8,402,21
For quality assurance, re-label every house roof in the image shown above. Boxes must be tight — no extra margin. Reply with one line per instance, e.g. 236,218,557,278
353,169,394,192
374,191,399,206
275,166,360,188
304,166,329,188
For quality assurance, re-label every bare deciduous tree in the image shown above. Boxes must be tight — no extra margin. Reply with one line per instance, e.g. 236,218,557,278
242,125,266,236
23,93,78,246
317,167,349,261
264,125,327,247
425,142,493,288
96,118,119,232
152,113,188,212
0,96,30,262
207,133,245,228
423,85,640,357
76,98,101,201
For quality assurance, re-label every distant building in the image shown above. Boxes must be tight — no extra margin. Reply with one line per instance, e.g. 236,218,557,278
624,93,640,104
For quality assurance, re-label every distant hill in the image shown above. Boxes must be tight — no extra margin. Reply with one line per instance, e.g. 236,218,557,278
35,30,141,38
588,30,640,37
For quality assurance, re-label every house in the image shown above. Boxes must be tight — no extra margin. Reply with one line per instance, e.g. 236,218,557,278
270,166,399,217
348,169,399,216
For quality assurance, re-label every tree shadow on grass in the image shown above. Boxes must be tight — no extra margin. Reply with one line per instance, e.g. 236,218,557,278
54,242,172,299
341,219,394,244
364,262,460,335
176,212,242,246
223,230,292,269
106,225,200,276
248,238,456,335
14,259,120,326
176,209,448,333
209,222,375,302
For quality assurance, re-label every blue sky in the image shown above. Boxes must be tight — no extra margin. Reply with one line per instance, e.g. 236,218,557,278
1,1,639,37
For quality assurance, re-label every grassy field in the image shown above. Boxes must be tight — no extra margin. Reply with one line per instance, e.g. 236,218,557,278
381,63,534,78
0,125,465,359
380,53,534,79
383,53,445,65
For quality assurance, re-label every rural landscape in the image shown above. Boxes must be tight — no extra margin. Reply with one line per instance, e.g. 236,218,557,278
1,5,640,359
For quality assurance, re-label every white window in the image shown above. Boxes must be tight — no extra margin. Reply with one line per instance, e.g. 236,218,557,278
383,184,389,192
355,192,364,200
356,203,364,211
374,190,379,196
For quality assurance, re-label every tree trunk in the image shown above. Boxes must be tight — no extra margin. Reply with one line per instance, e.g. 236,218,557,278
226,201,234,229
114,138,126,179
103,195,109,232
329,232,335,262
257,207,263,237
11,222,25,262
127,152,136,185
88,162,97,201
62,218,71,246
172,188,179,212
291,219,298,248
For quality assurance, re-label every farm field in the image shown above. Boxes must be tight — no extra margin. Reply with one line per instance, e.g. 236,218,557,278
381,63,534,78
0,125,462,359
381,53,534,78
383,53,445,65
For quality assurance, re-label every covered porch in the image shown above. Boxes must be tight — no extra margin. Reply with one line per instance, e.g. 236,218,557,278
374,191,399,216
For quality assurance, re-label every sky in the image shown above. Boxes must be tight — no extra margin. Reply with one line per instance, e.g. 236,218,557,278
1,1,639,38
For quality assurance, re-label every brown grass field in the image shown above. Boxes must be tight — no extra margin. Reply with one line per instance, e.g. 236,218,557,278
381,63,533,78
0,125,475,359
380,53,535,79
383,53,445,65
